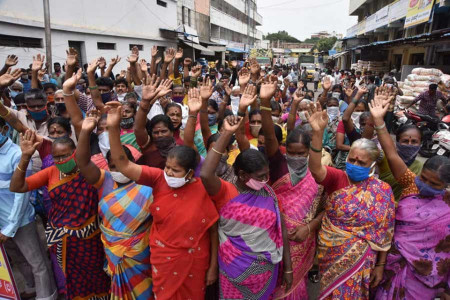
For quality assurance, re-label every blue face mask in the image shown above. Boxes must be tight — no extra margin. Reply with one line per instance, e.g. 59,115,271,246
27,107,48,121
208,113,217,126
101,92,112,104
9,89,19,99
414,177,445,197
346,162,375,182
0,131,8,145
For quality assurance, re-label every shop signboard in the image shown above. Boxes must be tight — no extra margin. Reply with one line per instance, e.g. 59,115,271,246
404,0,435,28
346,23,359,38
375,5,390,28
0,245,19,300
358,19,366,35
389,0,409,22
365,14,377,32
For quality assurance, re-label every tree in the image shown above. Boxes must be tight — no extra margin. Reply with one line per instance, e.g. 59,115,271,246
264,31,300,43
316,37,338,52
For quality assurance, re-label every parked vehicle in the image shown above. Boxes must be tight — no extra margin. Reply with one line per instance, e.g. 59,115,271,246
431,115,450,157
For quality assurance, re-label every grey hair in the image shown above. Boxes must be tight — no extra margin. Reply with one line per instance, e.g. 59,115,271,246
300,99,312,105
351,138,380,162
55,89,63,95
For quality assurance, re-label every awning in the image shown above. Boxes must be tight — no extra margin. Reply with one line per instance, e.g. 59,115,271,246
226,47,248,53
207,45,226,52
181,40,215,56
331,51,348,59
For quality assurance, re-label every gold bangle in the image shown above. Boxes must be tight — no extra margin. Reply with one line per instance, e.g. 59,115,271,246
16,165,26,172
260,106,272,112
284,270,294,274
211,147,225,156
0,109,10,118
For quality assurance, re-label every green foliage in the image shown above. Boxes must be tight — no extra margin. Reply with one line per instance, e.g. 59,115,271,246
264,31,300,43
303,37,320,44
316,37,338,52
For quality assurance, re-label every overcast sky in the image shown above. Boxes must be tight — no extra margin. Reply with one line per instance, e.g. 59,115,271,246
257,0,358,41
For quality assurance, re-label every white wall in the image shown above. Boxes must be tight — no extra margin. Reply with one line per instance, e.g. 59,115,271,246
0,0,178,71
210,7,248,36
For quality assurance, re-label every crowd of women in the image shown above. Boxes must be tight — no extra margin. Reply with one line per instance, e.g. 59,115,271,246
0,45,449,300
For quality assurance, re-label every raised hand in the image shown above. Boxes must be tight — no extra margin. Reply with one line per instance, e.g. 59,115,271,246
223,115,243,133
188,88,202,113
63,69,82,91
66,48,79,68
223,84,233,96
81,110,100,133
105,101,122,128
250,59,260,75
37,68,47,82
120,69,127,78
238,68,250,86
155,79,173,99
141,74,161,101
369,88,390,121
151,45,159,58
293,88,305,104
139,59,148,73
231,60,237,69
356,85,368,97
283,77,290,87
322,76,331,91
191,65,202,78
0,68,22,87
4,55,18,67
87,58,100,74
298,80,305,90
308,102,328,132
32,54,45,72
164,48,175,64
127,46,139,64
239,84,257,109
345,86,355,98
175,48,183,60
98,57,107,69
183,57,192,67
200,77,214,101
259,79,277,100
155,57,162,65
19,130,41,158
110,55,121,66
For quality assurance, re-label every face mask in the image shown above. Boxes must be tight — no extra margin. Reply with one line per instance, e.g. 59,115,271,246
55,151,77,174
154,136,176,157
351,112,363,128
101,92,112,104
272,116,280,123
345,161,375,182
47,95,54,102
0,130,8,145
332,92,341,99
245,178,268,191
120,117,134,129
76,84,85,93
289,87,296,94
298,111,308,122
286,155,308,183
172,96,184,104
164,170,191,188
414,177,445,197
27,106,48,121
56,102,66,113
250,124,262,138
8,89,19,98
208,114,217,126
396,142,420,166
116,93,126,102
110,171,131,184
98,131,110,157
327,106,340,120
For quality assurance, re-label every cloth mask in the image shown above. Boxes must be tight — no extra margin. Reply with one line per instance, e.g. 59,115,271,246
116,93,126,102
47,95,54,102
55,152,77,174
289,87,297,94
110,171,131,184
298,111,308,123
245,178,268,191
101,92,112,104
164,170,191,188
286,155,308,185
345,161,375,182
327,106,340,120
27,106,48,121
396,142,421,166
56,103,66,113
332,92,341,99
172,96,184,104
351,112,363,128
8,89,19,98
272,116,280,123
120,117,134,129
155,136,176,157
98,131,110,157
0,130,8,145
208,114,217,126
250,124,262,138
414,177,445,197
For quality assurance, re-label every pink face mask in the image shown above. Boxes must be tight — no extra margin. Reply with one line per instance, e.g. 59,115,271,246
245,178,268,191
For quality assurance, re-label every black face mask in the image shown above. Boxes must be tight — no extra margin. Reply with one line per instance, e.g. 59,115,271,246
56,103,66,114
101,92,112,104
120,117,134,129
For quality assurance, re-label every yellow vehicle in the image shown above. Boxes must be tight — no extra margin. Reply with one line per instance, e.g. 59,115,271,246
300,63,316,81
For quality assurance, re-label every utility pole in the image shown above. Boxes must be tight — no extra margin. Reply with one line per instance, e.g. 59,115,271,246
43,0,52,73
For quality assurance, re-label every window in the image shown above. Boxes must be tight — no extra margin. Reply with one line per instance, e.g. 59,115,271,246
157,0,167,7
97,42,116,50
0,34,42,48
129,44,143,51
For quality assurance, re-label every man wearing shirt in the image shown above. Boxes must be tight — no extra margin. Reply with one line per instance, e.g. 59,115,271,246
313,68,320,92
0,118,56,300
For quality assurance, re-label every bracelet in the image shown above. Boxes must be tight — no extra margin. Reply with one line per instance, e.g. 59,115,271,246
211,147,225,156
310,145,322,153
89,86,98,90
0,109,10,118
62,91,74,97
16,165,26,172
374,122,386,130
260,106,272,112
188,114,197,119
283,270,294,274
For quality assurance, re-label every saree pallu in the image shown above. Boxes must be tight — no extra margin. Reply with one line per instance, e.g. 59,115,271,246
272,171,322,300
318,177,395,300
99,182,154,300
47,173,110,300
120,131,140,152
218,187,283,300
375,193,450,300
194,124,218,158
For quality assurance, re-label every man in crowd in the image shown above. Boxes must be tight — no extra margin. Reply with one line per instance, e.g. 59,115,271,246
408,83,447,117
51,62,65,88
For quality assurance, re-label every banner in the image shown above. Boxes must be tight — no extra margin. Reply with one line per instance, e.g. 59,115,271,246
389,0,409,23
346,23,359,38
404,0,435,28
365,14,377,32
0,245,19,300
376,5,390,28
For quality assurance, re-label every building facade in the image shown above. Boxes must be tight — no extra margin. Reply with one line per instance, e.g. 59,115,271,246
0,0,178,72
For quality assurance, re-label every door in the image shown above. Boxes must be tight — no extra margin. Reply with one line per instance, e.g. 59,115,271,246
68,41,86,67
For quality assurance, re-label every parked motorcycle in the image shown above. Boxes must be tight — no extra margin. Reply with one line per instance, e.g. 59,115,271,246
431,115,450,157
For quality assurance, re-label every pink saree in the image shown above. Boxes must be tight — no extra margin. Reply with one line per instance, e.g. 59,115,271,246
272,170,323,299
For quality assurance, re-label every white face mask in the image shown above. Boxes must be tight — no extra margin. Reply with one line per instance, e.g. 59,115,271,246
332,92,341,99
98,131,110,157
164,170,191,188
298,111,308,122
351,112,363,129
116,93,126,102
327,106,340,120
110,171,131,184
272,116,280,123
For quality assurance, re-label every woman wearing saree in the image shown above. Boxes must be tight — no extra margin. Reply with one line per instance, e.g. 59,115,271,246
260,85,325,299
200,82,293,300
10,131,110,300
106,100,219,300
308,101,395,300
75,111,153,300
368,94,450,300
